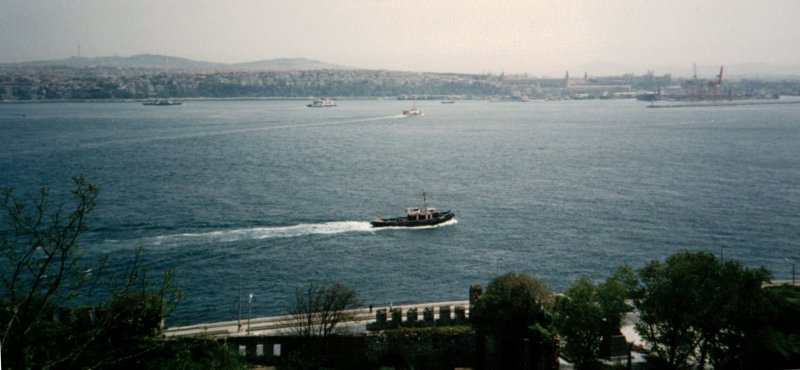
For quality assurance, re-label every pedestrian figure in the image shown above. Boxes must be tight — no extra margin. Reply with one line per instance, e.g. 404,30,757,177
369,304,373,313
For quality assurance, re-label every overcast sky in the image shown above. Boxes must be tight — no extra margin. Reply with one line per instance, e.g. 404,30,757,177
1,0,798,76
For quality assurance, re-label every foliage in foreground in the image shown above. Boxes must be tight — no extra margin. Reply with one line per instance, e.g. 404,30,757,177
634,251,781,370
739,284,800,369
554,266,636,370
551,252,800,370
0,177,181,369
138,339,250,370
472,272,558,370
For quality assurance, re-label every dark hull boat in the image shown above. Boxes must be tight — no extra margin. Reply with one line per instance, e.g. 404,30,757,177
370,211,454,227
370,192,454,227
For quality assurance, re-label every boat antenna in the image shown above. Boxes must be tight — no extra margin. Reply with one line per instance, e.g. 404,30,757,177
422,191,429,213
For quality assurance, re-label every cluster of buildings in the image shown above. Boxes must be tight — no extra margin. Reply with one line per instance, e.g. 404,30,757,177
1,65,795,102
0,66,483,100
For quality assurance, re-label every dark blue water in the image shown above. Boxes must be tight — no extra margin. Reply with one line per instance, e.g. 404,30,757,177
2,99,799,326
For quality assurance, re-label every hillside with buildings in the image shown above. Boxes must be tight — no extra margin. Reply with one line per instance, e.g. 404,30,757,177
2,55,799,102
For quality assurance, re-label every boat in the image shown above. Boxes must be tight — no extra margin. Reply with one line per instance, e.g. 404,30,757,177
143,99,182,106
370,192,454,227
307,97,337,107
441,100,455,104
402,106,424,116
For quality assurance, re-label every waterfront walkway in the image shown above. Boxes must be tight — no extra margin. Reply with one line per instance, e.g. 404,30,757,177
164,300,470,338
647,100,800,108
165,280,798,339
765,279,797,287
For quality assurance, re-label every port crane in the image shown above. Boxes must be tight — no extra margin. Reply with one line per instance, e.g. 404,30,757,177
707,66,724,99
682,64,724,100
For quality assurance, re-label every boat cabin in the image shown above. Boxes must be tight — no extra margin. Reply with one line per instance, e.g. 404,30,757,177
405,207,437,220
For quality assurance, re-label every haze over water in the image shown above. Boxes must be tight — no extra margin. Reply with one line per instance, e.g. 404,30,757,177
3,1,800,75
1,99,798,326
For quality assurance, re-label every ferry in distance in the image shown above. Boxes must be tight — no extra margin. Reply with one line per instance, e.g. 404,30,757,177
143,99,182,106
402,106,424,116
307,97,337,107
370,192,454,227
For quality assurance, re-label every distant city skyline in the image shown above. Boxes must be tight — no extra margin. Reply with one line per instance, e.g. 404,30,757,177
2,0,799,77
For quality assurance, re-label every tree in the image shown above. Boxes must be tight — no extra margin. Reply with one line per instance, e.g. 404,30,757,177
635,252,719,369
634,251,772,370
755,285,800,369
285,282,361,369
288,281,362,338
473,272,557,370
554,277,604,370
704,259,773,369
1,176,99,368
596,265,638,355
554,266,636,370
1,177,181,369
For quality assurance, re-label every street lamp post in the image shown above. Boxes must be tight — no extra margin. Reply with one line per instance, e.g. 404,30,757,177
237,276,242,332
247,293,254,334
786,258,795,286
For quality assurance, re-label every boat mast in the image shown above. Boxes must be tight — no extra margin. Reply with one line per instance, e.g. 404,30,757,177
422,191,429,219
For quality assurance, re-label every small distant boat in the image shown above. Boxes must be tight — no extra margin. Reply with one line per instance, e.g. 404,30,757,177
402,106,424,116
370,192,454,227
635,91,661,102
441,100,455,104
143,99,182,106
307,97,337,107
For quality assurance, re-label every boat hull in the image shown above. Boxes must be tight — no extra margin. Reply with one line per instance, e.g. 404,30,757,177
143,100,182,106
402,107,423,116
307,98,336,107
370,212,454,227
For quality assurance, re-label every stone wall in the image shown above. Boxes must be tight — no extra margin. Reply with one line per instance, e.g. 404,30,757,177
224,331,475,370
367,303,470,331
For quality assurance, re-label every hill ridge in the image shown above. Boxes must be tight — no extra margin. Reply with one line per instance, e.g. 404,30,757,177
1,54,350,71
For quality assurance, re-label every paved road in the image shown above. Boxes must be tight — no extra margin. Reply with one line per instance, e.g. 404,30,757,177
164,300,470,338
166,280,799,338
765,279,797,287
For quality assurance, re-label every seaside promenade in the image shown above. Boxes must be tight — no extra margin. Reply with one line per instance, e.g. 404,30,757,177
165,280,797,339
164,300,470,339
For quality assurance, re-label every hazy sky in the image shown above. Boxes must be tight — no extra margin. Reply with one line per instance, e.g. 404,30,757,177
1,0,799,76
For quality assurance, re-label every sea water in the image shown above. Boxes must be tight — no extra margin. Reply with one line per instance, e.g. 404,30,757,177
1,99,798,326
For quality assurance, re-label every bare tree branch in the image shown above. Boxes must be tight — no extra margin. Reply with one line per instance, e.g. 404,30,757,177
288,282,361,339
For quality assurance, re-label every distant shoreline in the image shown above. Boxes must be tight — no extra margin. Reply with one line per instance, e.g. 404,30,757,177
647,100,800,108
0,97,391,104
4,96,800,105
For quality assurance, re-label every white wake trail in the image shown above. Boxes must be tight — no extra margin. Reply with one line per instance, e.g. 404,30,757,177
148,221,375,246
70,115,403,152
113,218,456,248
